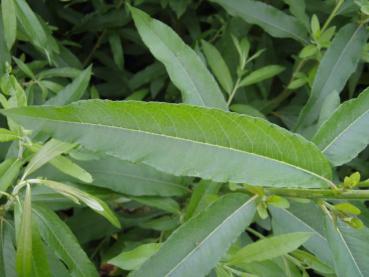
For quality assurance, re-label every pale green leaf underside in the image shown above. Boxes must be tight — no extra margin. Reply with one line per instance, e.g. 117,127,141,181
3,100,332,188
325,216,369,277
297,23,368,130
131,194,256,277
314,87,369,166
210,0,308,42
130,6,227,110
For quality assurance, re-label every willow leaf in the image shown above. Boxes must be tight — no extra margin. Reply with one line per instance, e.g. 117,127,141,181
210,0,308,42
131,194,256,277
270,202,333,265
130,6,227,110
3,100,333,188
325,215,369,277
297,23,368,131
33,205,99,277
313,87,369,166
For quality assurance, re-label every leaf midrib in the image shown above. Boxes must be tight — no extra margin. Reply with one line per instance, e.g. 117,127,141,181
320,108,369,153
220,1,305,42
14,113,333,187
164,196,256,276
313,26,362,99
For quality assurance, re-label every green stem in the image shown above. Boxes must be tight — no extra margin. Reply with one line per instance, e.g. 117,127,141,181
320,0,344,34
262,60,306,113
227,77,241,106
260,187,369,200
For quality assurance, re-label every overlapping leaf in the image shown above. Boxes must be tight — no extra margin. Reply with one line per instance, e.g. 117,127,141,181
3,100,333,188
314,87,369,166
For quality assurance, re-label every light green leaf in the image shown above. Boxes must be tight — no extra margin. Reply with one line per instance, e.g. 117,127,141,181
297,23,368,131
31,219,52,277
1,0,17,49
33,204,99,277
270,202,333,266
24,139,75,178
15,185,32,277
130,194,256,277
0,128,20,142
292,249,333,274
313,87,369,166
3,100,333,188
36,179,120,228
201,40,233,94
45,66,91,106
109,243,161,271
228,232,311,265
129,6,227,110
239,65,285,88
14,0,48,51
325,215,369,277
0,158,22,193
210,0,308,42
316,90,340,129
0,13,10,75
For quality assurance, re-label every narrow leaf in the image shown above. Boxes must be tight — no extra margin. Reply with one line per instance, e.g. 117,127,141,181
201,40,233,94
325,215,369,277
0,128,20,142
24,139,75,178
210,0,308,42
314,87,369,166
15,185,32,277
228,232,312,265
3,100,333,188
1,0,17,49
131,194,256,277
45,66,91,106
297,24,368,130
239,65,285,88
109,243,160,271
37,179,120,228
33,205,99,277
129,6,227,110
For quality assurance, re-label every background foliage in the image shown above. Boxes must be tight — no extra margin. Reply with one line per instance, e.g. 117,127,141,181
1,0,369,276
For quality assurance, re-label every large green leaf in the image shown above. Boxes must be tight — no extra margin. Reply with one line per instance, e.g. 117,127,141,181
129,6,227,110
131,194,256,277
3,100,333,188
33,205,99,277
313,87,369,166
270,202,333,266
0,221,16,277
210,0,308,42
325,215,369,277
296,23,368,131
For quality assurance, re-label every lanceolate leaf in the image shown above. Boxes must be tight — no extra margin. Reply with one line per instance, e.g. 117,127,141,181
228,232,312,265
3,100,333,188
129,6,227,110
209,0,308,42
1,0,17,49
313,87,369,166
33,205,99,277
270,202,333,265
45,66,92,106
15,185,32,277
325,215,369,277
296,23,368,131
131,194,256,277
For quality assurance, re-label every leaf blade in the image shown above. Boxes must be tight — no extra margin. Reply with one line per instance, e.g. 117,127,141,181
129,6,227,110
3,100,333,188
